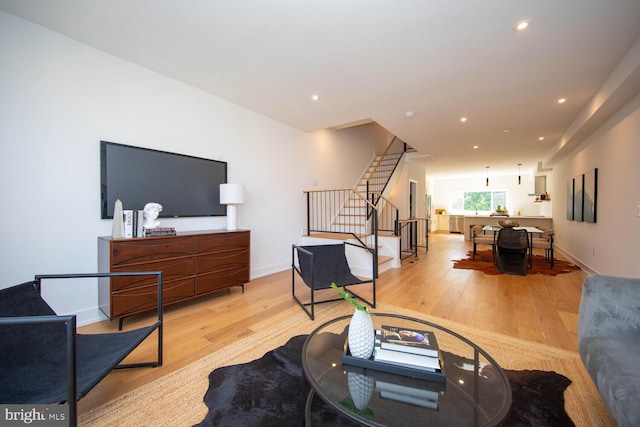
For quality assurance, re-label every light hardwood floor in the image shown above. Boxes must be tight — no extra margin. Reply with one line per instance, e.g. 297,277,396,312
78,231,587,412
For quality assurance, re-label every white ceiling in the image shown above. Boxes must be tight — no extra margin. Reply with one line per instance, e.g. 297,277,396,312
2,0,640,178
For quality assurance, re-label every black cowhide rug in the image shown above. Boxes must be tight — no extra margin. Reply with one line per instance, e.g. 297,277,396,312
194,335,574,427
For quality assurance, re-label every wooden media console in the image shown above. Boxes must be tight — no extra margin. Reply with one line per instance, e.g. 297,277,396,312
98,229,250,328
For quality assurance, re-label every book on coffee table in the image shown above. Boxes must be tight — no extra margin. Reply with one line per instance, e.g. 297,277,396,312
377,325,440,358
373,345,442,372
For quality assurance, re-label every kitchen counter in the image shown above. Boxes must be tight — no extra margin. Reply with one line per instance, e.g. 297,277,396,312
463,215,553,240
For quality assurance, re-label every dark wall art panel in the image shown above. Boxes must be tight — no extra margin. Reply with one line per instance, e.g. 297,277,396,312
583,168,598,223
573,174,584,222
566,178,574,221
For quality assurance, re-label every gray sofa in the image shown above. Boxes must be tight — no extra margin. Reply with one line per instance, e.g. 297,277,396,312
578,275,640,427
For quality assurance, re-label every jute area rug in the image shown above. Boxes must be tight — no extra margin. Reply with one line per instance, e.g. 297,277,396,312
79,302,613,426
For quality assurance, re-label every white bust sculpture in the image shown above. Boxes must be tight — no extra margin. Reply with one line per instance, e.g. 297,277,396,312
143,203,162,229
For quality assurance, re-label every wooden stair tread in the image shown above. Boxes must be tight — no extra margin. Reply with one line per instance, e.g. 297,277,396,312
306,232,358,240
378,255,393,265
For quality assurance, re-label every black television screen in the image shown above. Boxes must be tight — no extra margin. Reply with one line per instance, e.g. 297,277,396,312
100,141,227,219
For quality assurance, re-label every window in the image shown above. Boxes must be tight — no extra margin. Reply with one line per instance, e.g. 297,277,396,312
449,191,507,213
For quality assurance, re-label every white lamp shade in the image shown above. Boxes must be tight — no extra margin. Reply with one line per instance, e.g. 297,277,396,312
220,183,245,205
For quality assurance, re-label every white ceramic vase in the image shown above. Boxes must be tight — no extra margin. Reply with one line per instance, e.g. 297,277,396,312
348,308,375,359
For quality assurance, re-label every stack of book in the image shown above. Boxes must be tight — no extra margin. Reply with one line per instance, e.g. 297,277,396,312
342,324,445,383
372,325,445,382
123,210,144,238
143,227,177,237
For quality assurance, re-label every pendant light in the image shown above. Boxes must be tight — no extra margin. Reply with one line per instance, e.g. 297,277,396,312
518,163,522,185
486,166,490,186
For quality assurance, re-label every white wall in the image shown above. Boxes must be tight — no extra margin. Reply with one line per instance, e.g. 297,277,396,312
551,91,640,278
0,11,380,323
407,159,427,218
301,123,388,191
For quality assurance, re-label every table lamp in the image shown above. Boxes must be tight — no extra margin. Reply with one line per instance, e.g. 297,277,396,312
220,183,245,230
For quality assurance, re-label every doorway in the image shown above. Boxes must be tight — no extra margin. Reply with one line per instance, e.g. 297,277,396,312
409,180,418,218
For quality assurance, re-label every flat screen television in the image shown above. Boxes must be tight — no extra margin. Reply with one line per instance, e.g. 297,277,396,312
100,141,227,219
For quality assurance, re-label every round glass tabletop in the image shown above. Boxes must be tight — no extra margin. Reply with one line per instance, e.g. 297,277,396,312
302,314,512,426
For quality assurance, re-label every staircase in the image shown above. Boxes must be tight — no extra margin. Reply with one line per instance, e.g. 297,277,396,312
332,137,406,236
328,155,400,239
303,138,409,275
358,151,403,206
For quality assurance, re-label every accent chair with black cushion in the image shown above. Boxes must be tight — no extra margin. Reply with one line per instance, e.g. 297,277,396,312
495,228,529,276
531,227,554,268
0,272,163,427
471,224,496,261
578,274,640,427
292,242,375,320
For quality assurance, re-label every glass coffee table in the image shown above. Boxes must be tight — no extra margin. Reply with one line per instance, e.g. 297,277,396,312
302,314,511,426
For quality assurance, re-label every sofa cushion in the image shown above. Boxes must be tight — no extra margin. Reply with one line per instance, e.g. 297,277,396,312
578,275,640,344
580,337,640,427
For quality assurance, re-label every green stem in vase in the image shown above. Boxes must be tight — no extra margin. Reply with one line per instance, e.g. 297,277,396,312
331,283,372,314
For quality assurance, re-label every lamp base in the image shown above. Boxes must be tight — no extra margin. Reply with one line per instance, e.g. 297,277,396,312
226,205,238,230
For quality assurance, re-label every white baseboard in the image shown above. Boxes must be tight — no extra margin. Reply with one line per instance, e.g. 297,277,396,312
71,307,108,327
250,262,289,280
554,246,598,275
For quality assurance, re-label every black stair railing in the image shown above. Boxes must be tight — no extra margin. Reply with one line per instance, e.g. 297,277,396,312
304,188,370,237
395,218,429,260
376,195,399,234
364,137,407,208
304,188,378,277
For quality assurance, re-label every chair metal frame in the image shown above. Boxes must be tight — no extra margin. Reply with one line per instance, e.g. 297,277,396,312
292,242,375,320
0,272,163,427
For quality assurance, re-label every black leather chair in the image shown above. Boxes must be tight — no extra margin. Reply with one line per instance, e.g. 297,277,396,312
292,243,375,320
0,272,163,427
495,228,529,276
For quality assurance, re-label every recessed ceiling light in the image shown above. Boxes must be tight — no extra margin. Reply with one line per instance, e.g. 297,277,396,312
311,94,319,101
502,128,512,133
473,145,479,149
460,117,467,123
538,136,545,141
558,98,567,104
405,111,415,118
514,20,532,32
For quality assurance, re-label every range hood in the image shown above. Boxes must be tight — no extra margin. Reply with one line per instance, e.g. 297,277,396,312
528,176,546,196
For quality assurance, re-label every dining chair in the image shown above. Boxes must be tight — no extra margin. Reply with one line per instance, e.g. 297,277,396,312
531,228,554,268
496,228,529,276
471,224,496,261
